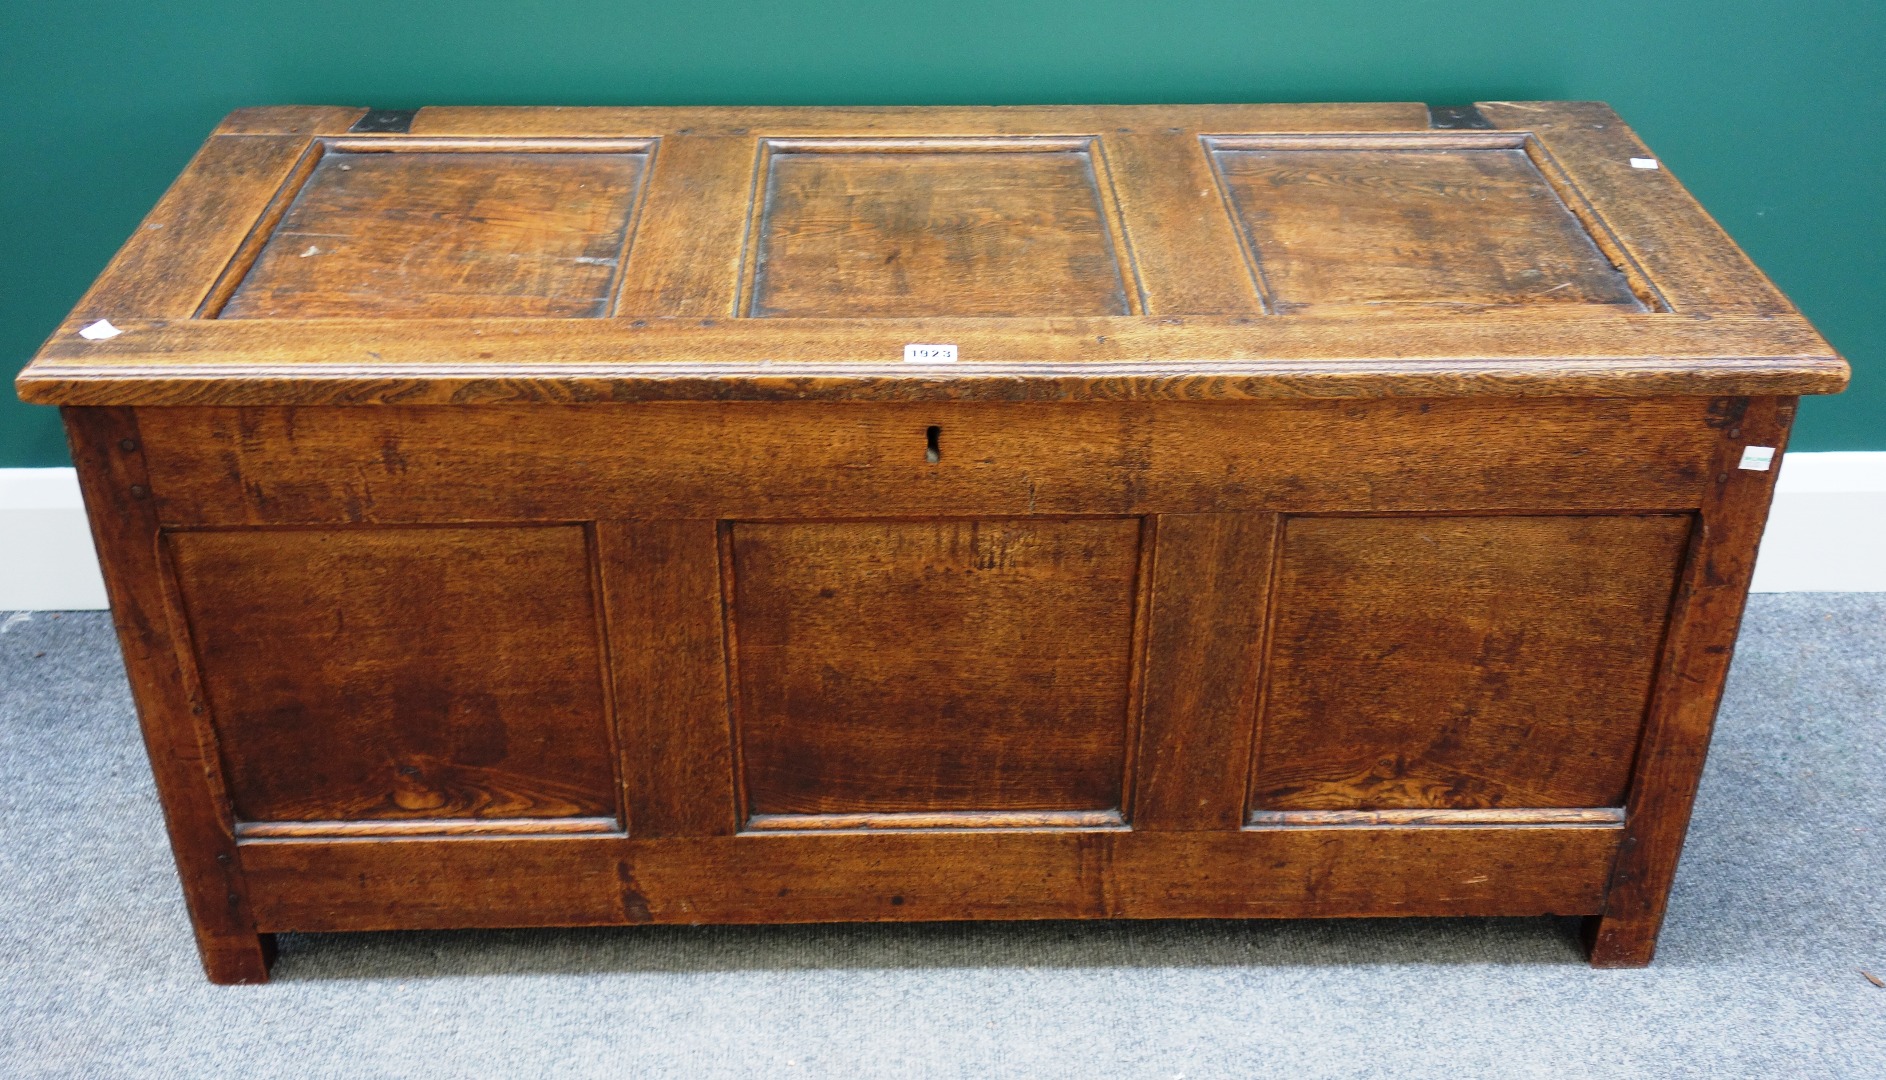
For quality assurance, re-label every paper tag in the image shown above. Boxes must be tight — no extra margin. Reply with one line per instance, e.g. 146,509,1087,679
1629,157,1660,170
1738,446,1776,471
903,343,958,363
78,319,123,341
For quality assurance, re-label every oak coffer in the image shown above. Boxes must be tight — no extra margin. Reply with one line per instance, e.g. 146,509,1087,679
15,103,1847,983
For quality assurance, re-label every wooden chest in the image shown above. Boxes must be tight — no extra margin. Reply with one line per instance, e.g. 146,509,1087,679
16,102,1846,983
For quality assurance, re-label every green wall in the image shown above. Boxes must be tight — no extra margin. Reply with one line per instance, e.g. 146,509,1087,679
3,1,1879,464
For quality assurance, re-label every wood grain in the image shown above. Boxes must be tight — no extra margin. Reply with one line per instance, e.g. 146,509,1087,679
1250,515,1691,811
131,398,1734,527
212,106,368,137
743,810,1126,832
1249,808,1626,827
611,137,757,317
729,518,1140,815
597,520,739,837
1103,134,1262,315
1476,101,1793,314
1132,513,1278,830
237,825,1622,930
20,311,1844,405
219,150,649,318
63,408,274,984
168,526,619,824
399,102,1434,138
1212,144,1643,313
19,103,1847,408
1586,396,1798,966
66,136,314,322
748,144,1131,317
234,817,619,838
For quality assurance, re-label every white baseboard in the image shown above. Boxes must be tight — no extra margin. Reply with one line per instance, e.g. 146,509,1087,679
1,453,1881,610
1747,452,1886,592
0,469,109,611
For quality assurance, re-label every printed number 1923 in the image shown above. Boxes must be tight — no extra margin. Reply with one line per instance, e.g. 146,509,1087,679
903,343,959,363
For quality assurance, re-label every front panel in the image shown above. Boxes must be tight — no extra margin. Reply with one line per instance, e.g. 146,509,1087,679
167,525,620,835
730,517,1141,823
126,397,1732,931
1249,514,1690,814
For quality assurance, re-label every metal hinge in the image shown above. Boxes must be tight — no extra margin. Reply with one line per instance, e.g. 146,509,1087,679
1428,104,1493,130
349,108,418,134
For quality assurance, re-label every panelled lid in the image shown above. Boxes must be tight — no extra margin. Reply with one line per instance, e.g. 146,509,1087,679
16,102,1847,405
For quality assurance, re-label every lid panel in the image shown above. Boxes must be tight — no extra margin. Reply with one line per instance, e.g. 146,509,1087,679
746,142,1132,318
218,148,649,319
17,104,1848,405
1211,144,1645,313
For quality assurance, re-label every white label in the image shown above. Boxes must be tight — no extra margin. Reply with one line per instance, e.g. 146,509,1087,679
78,319,122,341
903,343,958,363
1629,157,1661,170
1738,445,1777,471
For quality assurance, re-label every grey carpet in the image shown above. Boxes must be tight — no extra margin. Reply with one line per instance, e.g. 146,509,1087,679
0,595,1880,1079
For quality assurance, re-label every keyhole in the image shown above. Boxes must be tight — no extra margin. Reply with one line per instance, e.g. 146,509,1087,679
925,425,941,463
